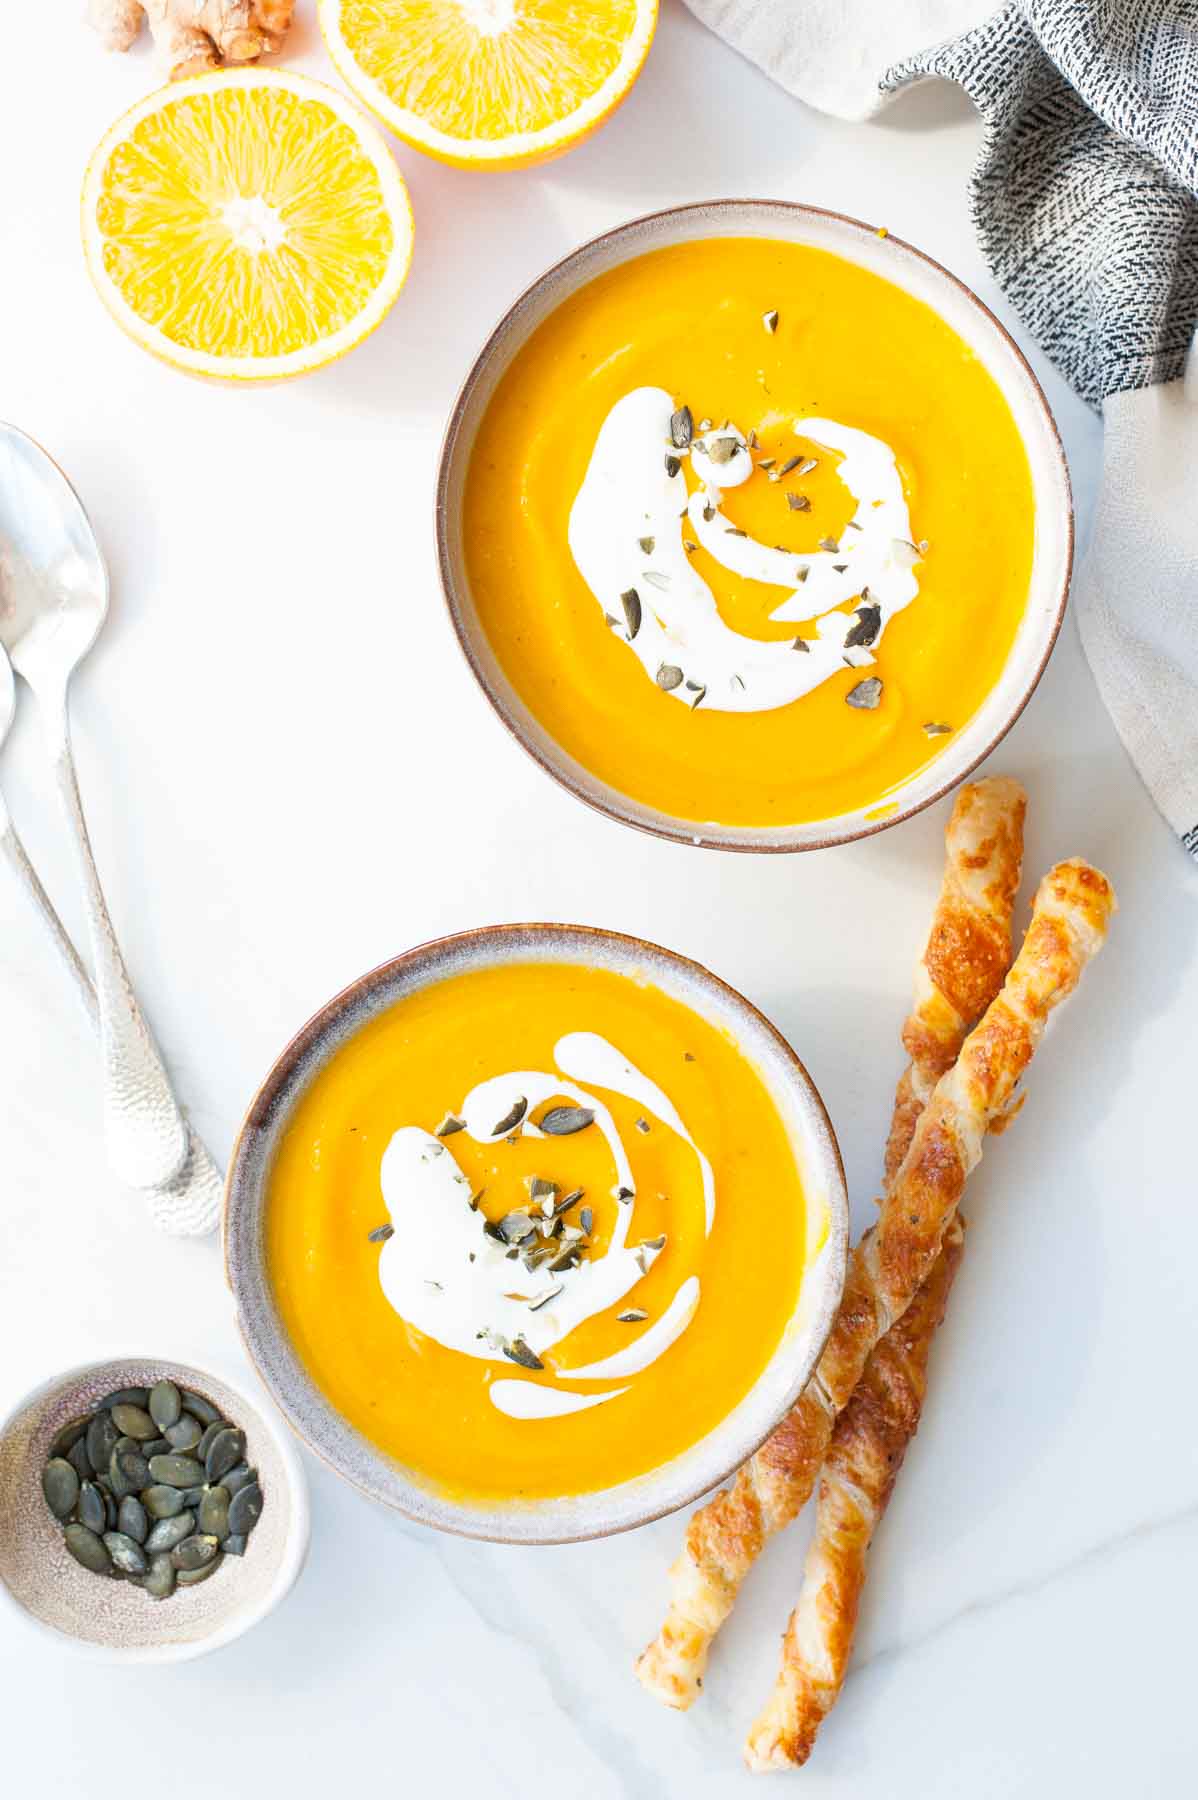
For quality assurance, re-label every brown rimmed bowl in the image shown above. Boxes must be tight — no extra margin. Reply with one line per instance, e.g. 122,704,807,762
435,199,1073,852
224,923,848,1544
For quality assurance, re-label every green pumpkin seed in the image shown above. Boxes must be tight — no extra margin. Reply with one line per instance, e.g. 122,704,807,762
143,1484,186,1520
111,1404,157,1441
221,1463,255,1496
227,1481,263,1536
148,1380,182,1431
180,1390,222,1427
205,1428,245,1484
164,1415,202,1453
148,1454,206,1489
64,1523,110,1574
197,1421,227,1462
140,1553,176,1600
91,1387,149,1414
179,1485,208,1508
85,1412,118,1477
145,1511,196,1554
141,1437,172,1459
77,1481,106,1535
103,1531,148,1576
176,1553,223,1587
223,1533,247,1557
198,1487,230,1541
66,1436,92,1484
109,1441,151,1497
42,1458,80,1520
172,1534,220,1573
117,1497,148,1545
104,1491,119,1530
48,1415,89,1460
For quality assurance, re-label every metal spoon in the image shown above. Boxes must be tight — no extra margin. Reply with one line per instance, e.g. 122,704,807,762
0,643,97,1027
0,422,191,1191
0,649,222,1234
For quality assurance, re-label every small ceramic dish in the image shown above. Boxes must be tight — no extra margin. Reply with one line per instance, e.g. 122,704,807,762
225,922,848,1544
0,1356,309,1662
436,199,1072,852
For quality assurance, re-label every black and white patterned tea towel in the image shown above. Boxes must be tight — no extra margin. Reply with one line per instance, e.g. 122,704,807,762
683,0,1198,857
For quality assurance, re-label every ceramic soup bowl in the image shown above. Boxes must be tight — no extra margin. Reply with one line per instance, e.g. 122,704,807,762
224,922,848,1543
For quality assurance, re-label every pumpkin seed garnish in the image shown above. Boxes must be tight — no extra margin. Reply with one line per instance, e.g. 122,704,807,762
642,570,671,592
528,1285,564,1313
747,430,759,449
526,1175,559,1202
555,1187,584,1214
702,502,715,522
656,664,684,691
777,455,801,476
844,602,882,649
669,405,693,449
846,677,884,710
604,612,620,630
757,457,776,470
491,1096,527,1136
793,636,811,653
819,536,839,553
846,518,864,531
798,458,819,476
367,1222,394,1243
795,565,810,582
706,435,738,466
617,1309,649,1324
435,1112,466,1137
683,538,697,553
786,492,811,511
635,1117,650,1134
539,1104,595,1136
616,1186,635,1203
469,1188,485,1210
725,526,747,538
664,454,681,478
580,1207,594,1234
763,309,779,333
637,535,655,555
923,721,953,736
616,587,642,641
498,1211,535,1244
686,681,707,710
731,673,746,692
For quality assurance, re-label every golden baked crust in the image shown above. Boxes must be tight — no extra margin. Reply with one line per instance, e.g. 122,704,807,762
635,819,1114,1725
744,1217,965,1771
635,778,1026,1710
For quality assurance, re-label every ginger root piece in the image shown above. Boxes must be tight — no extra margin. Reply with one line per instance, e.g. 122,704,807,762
635,852,1114,1713
88,0,294,79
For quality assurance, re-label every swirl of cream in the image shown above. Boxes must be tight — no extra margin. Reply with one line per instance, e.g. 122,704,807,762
375,1034,713,1419
567,386,922,713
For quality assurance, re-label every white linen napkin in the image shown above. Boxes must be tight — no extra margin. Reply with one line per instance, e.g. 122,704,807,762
682,0,1198,858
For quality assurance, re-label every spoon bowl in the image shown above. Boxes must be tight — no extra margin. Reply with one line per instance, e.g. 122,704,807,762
0,424,108,690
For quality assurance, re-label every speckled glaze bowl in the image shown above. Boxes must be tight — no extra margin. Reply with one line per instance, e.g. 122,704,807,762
225,923,849,1544
436,199,1072,852
0,1356,309,1661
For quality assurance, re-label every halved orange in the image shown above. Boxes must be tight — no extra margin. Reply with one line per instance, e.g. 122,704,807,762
319,0,658,170
81,69,414,381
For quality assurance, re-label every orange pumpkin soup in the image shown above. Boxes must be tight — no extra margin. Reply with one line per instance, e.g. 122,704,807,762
266,961,811,1501
463,236,1035,827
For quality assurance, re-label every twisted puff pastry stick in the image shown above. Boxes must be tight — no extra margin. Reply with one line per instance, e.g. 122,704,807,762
736,779,1028,1767
636,778,1026,1708
744,1216,965,1773
636,853,1114,1710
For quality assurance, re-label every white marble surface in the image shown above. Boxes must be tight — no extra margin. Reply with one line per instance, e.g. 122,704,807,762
2,5,1196,1793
